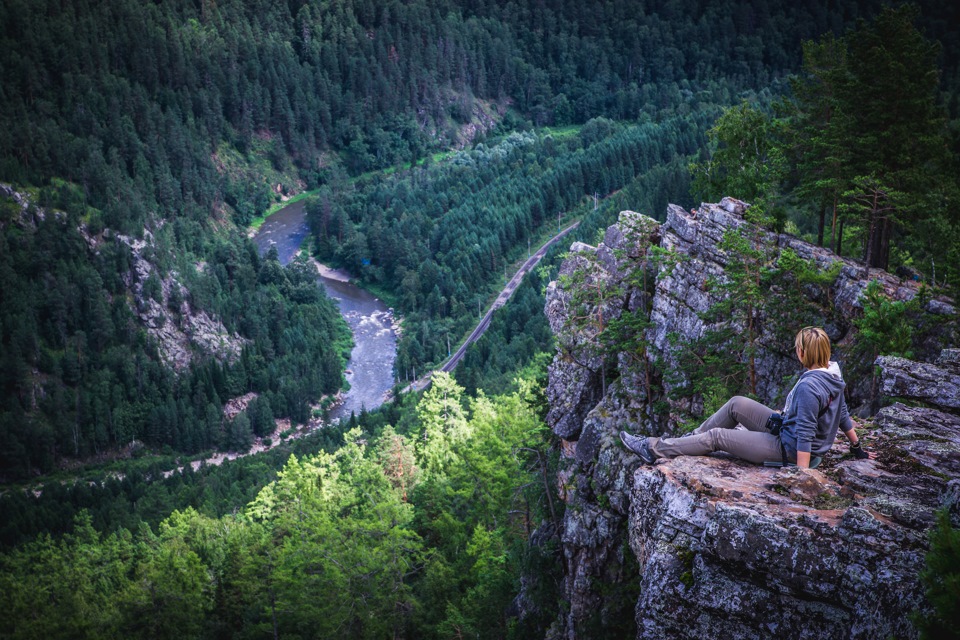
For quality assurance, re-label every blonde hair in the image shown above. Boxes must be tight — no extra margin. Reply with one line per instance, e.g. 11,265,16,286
795,327,831,370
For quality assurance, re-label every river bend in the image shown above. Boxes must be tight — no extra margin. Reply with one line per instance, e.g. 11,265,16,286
252,199,397,421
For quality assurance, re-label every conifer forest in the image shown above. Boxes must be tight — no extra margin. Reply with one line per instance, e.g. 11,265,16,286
0,1,958,638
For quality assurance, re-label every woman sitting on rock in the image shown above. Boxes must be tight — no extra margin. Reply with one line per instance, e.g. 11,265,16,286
620,327,873,468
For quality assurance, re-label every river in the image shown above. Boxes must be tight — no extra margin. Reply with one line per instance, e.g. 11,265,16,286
251,198,398,422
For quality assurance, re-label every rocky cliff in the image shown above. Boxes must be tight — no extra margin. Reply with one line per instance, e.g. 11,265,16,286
541,199,958,639
112,230,246,371
2,183,245,372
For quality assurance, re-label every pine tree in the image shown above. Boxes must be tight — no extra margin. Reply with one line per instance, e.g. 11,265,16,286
689,102,785,215
783,33,854,249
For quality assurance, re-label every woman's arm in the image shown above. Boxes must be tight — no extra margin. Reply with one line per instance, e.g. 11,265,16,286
842,422,860,444
842,418,875,459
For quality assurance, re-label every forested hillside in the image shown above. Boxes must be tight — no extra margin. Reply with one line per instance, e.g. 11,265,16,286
2,0,956,474
7,0,952,228
1,374,561,639
1,0,959,637
0,0,887,477
691,5,960,291
309,117,703,372
0,203,352,479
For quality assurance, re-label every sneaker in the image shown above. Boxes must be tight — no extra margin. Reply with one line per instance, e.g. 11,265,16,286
619,431,657,464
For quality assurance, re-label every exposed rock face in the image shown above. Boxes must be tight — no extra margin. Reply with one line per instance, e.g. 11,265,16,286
0,183,30,220
629,455,928,640
116,232,246,371
876,350,960,411
650,199,952,419
542,200,958,639
1,184,245,372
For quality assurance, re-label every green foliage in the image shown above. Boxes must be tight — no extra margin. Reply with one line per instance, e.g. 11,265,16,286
0,0,897,230
0,511,214,640
0,419,353,551
688,6,960,285
839,176,908,272
764,248,843,348
853,280,919,361
849,277,952,410
0,205,351,479
222,412,253,453
245,430,422,638
312,117,708,376
781,31,854,248
415,372,471,479
704,226,773,396
0,371,559,639
690,101,786,217
670,224,843,416
410,376,556,638
913,509,960,640
780,5,958,280
0,514,131,639
142,271,163,303
118,522,214,639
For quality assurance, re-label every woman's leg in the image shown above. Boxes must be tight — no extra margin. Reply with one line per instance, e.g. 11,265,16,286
694,396,774,434
650,428,784,465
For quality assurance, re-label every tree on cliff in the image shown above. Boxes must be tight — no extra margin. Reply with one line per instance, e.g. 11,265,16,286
697,6,958,289
783,5,954,275
689,102,786,217
781,32,853,250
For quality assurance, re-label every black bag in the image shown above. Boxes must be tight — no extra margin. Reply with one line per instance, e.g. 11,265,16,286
770,394,834,438
766,412,784,436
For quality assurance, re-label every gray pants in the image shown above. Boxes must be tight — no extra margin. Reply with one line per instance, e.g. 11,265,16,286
650,396,788,465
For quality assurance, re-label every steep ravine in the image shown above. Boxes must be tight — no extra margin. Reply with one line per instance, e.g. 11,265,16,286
538,199,959,639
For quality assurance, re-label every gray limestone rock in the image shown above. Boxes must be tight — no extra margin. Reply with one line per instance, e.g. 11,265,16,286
540,200,957,640
115,233,246,371
877,352,960,412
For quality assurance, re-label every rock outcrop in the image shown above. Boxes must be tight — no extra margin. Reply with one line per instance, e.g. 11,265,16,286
541,199,958,639
2,184,245,372
115,232,246,371
650,199,951,419
876,349,960,411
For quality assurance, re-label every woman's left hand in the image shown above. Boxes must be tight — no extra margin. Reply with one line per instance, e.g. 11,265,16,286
850,441,875,460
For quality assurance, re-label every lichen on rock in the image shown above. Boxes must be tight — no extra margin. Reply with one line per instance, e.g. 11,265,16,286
540,200,958,639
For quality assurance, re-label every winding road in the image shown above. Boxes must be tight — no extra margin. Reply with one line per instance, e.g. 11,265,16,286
404,220,580,393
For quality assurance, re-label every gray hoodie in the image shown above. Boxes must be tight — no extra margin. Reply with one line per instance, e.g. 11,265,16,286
780,362,852,458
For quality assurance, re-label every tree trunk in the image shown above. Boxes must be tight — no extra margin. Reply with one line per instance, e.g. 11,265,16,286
865,213,892,270
837,217,845,256
817,202,826,247
877,217,892,271
830,195,838,253
863,207,876,278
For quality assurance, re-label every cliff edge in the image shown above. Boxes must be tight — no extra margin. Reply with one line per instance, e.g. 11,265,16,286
541,199,958,639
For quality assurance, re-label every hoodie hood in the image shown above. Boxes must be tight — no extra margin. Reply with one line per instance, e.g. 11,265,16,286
783,361,844,411
825,360,843,380
800,366,847,400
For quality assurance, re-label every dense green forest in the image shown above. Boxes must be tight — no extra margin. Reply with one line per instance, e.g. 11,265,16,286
1,373,561,639
0,203,352,480
6,0,935,225
1,0,959,637
308,117,702,373
2,0,956,474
